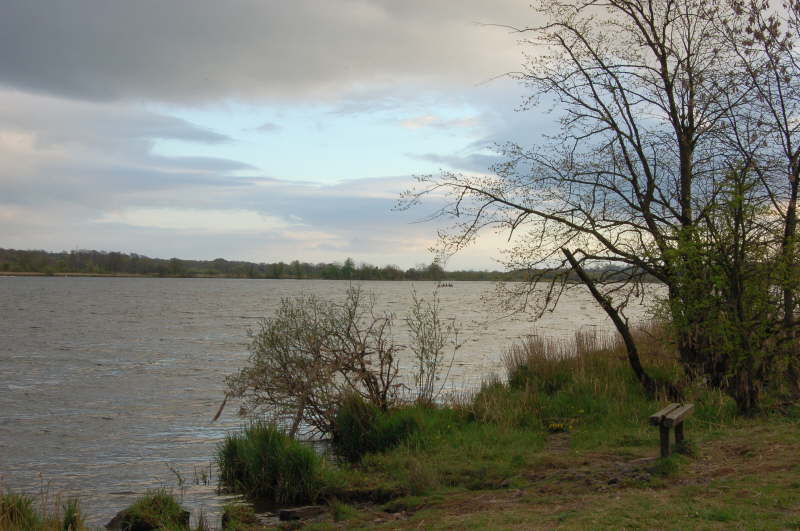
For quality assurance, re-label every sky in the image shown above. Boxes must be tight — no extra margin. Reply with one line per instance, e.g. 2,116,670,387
0,0,551,270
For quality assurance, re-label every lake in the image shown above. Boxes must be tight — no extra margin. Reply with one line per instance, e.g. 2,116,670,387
0,277,654,526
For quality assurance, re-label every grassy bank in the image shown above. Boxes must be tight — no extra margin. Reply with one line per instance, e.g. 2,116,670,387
320,417,800,529
5,326,797,529
211,326,799,529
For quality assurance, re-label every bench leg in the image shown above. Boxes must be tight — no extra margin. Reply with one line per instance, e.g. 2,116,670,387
674,422,684,447
660,424,670,458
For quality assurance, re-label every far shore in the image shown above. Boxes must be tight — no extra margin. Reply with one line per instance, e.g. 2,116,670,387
0,271,483,280
0,271,241,278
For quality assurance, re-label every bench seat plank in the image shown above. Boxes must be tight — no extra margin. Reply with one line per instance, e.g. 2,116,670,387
649,403,681,425
662,403,694,427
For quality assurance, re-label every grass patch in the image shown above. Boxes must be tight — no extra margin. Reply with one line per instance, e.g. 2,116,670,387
217,422,326,504
221,503,258,530
649,454,684,477
0,491,86,531
327,499,357,522
112,488,188,530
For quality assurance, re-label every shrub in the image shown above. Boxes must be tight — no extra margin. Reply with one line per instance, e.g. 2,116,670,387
217,423,324,504
225,288,402,438
332,394,420,462
405,289,460,403
225,287,460,439
108,489,189,530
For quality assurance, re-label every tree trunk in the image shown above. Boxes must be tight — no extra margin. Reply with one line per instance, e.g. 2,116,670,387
562,248,668,399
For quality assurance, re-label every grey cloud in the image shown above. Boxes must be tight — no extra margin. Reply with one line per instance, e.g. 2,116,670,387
0,90,444,266
150,156,255,173
252,122,281,133
0,91,248,210
0,0,531,103
0,91,229,150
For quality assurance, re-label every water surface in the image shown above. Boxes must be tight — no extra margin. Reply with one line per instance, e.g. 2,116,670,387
0,277,652,526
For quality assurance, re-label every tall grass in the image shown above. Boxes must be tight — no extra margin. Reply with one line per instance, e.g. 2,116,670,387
60,498,83,531
0,491,86,531
216,422,325,504
0,492,40,530
503,326,678,394
453,324,734,449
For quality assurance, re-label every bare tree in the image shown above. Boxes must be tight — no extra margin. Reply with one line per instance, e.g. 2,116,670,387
225,287,402,438
405,289,460,404
224,286,464,436
400,0,798,408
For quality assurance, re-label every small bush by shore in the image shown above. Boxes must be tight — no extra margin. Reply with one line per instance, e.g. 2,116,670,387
105,488,189,530
216,423,325,504
333,394,420,463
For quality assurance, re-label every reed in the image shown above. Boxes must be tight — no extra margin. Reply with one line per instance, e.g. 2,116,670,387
0,492,40,530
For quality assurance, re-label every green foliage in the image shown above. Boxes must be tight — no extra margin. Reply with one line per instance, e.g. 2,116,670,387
260,324,798,529
400,457,439,496
352,326,739,496
332,394,420,462
649,455,684,477
659,168,800,412
216,423,324,504
119,489,188,530
0,247,523,280
459,331,665,441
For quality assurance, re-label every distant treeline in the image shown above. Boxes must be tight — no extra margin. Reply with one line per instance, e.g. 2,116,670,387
0,248,524,281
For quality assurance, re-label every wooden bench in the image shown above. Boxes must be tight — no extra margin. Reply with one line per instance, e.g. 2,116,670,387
649,403,694,458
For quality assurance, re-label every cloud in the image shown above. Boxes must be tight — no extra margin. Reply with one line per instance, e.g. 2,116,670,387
0,88,467,267
400,115,439,130
0,90,229,153
95,208,292,233
0,0,530,103
413,152,501,173
400,115,481,130
0,90,248,210
0,2,558,271
252,121,281,133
